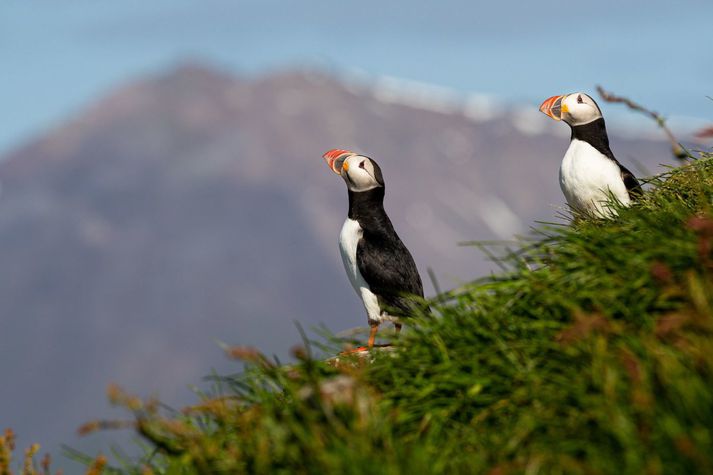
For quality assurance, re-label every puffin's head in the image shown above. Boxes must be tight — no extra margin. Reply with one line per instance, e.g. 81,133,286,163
323,149,384,192
539,92,603,126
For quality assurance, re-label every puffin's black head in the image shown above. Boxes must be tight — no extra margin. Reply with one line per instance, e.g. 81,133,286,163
539,92,603,127
323,149,385,192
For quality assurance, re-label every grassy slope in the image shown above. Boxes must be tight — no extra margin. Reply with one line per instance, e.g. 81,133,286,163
73,155,713,474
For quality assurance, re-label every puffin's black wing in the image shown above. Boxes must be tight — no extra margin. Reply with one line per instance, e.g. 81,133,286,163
617,162,643,201
356,232,424,317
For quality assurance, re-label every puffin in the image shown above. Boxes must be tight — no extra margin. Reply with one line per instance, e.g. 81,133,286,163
539,92,642,217
323,149,424,350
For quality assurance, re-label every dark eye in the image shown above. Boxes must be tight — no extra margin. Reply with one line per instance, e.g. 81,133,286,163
577,95,583,104
359,161,366,169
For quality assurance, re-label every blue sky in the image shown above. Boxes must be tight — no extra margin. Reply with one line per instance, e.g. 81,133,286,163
2,0,712,154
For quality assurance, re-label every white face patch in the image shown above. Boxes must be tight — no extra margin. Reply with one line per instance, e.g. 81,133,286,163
341,155,382,192
561,92,602,126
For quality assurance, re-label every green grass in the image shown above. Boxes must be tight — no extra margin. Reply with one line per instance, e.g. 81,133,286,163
79,154,713,475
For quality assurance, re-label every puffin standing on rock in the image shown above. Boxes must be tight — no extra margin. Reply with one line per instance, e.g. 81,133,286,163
323,149,424,350
539,92,642,217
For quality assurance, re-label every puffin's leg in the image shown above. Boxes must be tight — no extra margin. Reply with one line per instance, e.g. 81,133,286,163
368,323,379,349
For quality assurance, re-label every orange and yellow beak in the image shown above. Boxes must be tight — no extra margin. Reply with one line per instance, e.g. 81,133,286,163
323,149,356,175
539,95,567,121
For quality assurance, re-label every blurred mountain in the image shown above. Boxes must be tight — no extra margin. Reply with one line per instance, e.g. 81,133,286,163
0,63,674,462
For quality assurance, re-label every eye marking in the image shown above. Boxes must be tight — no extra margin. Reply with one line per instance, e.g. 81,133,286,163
577,95,583,104
359,161,366,169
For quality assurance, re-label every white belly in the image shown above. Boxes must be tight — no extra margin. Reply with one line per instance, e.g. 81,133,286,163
338,218,384,323
559,139,630,217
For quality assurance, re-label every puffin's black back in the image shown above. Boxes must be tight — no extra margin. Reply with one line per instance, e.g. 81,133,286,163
571,118,643,200
348,187,424,317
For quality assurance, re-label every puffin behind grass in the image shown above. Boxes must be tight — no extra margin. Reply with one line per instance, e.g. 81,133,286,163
323,149,424,351
540,92,642,218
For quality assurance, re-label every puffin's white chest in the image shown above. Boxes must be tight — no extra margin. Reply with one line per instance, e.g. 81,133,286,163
338,218,383,322
559,139,630,217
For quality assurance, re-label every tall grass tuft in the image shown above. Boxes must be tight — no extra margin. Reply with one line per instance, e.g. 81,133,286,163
0,428,61,475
